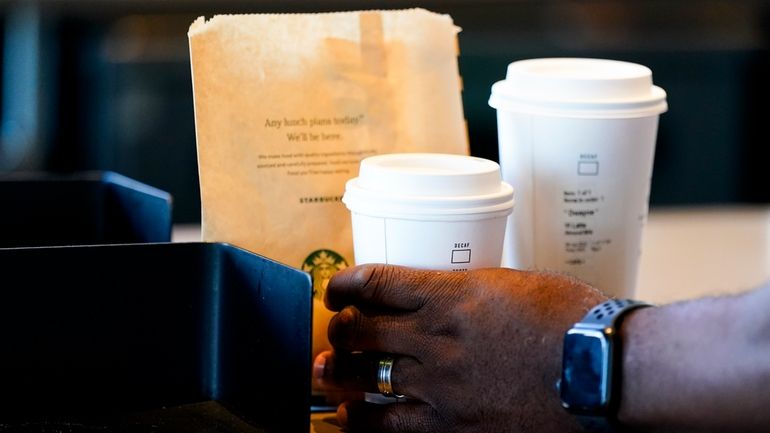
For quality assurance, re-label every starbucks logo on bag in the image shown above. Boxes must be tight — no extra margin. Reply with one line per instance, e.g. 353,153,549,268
302,249,348,301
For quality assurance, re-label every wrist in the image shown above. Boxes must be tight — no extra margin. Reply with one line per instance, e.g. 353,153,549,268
616,305,655,428
616,295,749,432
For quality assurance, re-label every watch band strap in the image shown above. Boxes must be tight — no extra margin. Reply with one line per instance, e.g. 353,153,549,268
579,299,652,328
572,299,653,433
576,415,617,433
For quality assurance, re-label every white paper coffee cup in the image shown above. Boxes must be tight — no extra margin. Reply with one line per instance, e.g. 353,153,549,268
489,58,667,298
343,153,513,404
343,153,514,271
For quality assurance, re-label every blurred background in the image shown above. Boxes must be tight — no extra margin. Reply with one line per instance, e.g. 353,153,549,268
0,0,768,223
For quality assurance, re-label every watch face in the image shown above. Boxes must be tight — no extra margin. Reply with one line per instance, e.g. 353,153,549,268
561,329,610,411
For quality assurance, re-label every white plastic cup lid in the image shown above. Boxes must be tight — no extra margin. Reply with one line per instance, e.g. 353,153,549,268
343,153,514,219
488,58,668,118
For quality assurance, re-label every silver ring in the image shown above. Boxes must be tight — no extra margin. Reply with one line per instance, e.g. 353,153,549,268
377,356,405,399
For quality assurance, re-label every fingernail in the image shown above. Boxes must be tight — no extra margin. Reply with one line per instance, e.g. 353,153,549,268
313,352,328,383
336,403,348,427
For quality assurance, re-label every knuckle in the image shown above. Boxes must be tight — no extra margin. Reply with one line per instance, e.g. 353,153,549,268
421,345,464,386
360,265,395,303
356,264,387,291
419,313,458,338
391,356,423,397
328,306,363,349
414,410,443,433
381,407,409,433
347,264,391,305
380,404,440,433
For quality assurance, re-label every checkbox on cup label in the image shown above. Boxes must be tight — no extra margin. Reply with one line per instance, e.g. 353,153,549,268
451,249,472,264
578,161,599,176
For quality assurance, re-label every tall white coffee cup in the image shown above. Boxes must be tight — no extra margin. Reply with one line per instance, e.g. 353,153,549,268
343,153,514,271
489,58,667,298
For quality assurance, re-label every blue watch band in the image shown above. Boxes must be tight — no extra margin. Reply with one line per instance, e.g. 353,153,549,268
580,299,651,328
560,299,653,432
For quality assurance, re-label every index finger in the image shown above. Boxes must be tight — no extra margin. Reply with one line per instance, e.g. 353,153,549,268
325,264,445,312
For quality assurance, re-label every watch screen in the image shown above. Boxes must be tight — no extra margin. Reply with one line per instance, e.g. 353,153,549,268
561,332,607,409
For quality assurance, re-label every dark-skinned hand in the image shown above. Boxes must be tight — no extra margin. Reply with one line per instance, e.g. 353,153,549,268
313,264,608,433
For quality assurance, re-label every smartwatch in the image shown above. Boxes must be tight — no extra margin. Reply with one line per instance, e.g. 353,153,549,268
558,299,652,432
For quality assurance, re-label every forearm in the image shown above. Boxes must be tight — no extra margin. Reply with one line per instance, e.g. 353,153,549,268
617,284,770,432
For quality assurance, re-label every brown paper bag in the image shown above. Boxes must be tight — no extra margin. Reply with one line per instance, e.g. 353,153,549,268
188,8,468,362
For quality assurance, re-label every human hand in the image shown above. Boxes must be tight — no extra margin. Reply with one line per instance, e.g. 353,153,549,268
312,264,607,433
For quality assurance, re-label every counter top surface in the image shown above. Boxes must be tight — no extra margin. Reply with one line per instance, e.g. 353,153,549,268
175,205,770,304
637,206,770,303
